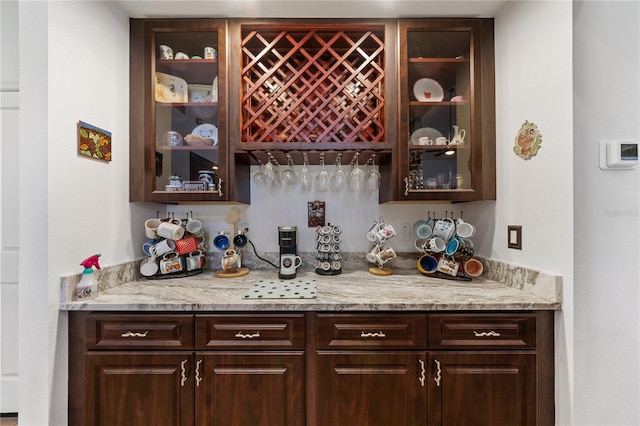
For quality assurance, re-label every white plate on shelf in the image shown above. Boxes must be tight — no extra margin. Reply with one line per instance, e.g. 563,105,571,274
413,78,444,102
410,127,444,145
192,123,218,145
155,72,188,103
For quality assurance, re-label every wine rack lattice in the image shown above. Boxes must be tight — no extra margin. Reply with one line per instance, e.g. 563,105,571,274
241,26,386,143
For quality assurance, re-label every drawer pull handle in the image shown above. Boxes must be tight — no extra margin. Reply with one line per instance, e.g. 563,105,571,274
121,331,149,338
180,359,187,387
418,359,426,387
235,331,260,339
434,359,442,387
195,359,203,387
361,331,386,338
473,330,501,337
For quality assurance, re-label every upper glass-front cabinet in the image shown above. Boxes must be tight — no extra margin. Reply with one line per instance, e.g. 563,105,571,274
398,19,495,202
130,19,248,203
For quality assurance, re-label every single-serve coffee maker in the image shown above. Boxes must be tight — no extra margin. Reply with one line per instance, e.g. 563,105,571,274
278,226,302,279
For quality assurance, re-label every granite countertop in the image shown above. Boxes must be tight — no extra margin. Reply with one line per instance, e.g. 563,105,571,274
59,265,562,311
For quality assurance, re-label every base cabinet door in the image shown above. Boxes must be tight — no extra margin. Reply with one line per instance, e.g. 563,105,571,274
427,352,537,426
317,351,427,426
196,352,305,426
84,352,195,426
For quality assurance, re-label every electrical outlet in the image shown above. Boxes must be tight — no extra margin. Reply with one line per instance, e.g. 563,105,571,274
400,223,411,242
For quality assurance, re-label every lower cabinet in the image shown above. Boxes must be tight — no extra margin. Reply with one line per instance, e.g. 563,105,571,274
69,311,554,426
197,352,305,426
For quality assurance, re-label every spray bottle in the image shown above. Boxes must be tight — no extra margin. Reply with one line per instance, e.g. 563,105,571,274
77,254,101,300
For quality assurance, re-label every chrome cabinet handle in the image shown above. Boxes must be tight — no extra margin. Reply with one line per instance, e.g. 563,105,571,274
404,177,409,196
434,359,442,387
418,359,426,387
473,330,501,337
180,359,188,387
195,359,203,387
360,331,386,338
235,331,260,339
121,331,149,338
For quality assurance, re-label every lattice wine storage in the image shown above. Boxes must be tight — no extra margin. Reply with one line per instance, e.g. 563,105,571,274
241,24,386,144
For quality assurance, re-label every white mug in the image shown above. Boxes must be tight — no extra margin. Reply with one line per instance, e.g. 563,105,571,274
149,239,176,258
140,257,159,277
426,236,446,253
186,251,206,271
456,219,476,238
158,44,173,60
366,222,382,242
375,247,396,265
436,137,450,145
157,221,185,240
280,254,302,275
366,245,381,263
145,218,162,239
185,219,204,238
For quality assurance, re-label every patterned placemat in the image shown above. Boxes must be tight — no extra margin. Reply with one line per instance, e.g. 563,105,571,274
243,278,317,299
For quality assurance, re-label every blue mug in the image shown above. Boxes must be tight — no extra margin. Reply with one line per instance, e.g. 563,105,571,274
213,232,230,250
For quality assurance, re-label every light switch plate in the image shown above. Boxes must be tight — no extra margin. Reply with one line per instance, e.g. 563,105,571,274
508,225,522,250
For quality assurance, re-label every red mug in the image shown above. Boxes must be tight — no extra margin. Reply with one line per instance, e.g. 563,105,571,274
175,235,198,255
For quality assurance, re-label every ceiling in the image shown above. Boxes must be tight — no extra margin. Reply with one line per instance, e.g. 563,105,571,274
116,0,508,19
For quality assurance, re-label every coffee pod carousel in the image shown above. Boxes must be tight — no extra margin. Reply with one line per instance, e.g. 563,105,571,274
315,224,342,275
214,207,250,278
365,217,397,276
414,211,483,281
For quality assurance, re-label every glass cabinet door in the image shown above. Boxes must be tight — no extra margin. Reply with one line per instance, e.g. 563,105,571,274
154,29,221,195
399,19,495,202
130,19,231,203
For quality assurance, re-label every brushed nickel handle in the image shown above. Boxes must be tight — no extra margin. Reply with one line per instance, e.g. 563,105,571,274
434,359,442,387
235,331,260,339
418,359,426,387
217,177,224,197
360,331,386,338
195,359,203,387
473,330,501,337
121,331,149,338
404,177,409,196
180,359,188,387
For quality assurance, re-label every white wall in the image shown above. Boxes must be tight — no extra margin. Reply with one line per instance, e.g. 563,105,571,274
493,2,575,424
573,1,640,424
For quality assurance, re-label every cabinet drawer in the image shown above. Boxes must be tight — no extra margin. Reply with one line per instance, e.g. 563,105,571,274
428,313,537,349
317,313,427,349
85,313,194,350
196,314,305,350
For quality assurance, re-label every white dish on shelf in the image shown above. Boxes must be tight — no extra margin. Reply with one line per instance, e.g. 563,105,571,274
211,76,218,102
413,78,444,102
155,72,188,103
410,127,444,145
192,123,218,145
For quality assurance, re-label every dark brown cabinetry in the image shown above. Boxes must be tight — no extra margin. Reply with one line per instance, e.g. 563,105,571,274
130,18,495,204
70,311,551,426
398,19,495,202
130,19,250,204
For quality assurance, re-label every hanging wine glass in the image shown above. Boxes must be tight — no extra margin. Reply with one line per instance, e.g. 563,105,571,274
315,152,330,192
330,152,346,192
282,153,298,186
253,159,268,185
299,152,312,191
348,151,365,191
364,154,381,193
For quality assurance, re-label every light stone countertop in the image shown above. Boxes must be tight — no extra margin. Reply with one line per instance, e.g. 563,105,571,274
59,267,561,312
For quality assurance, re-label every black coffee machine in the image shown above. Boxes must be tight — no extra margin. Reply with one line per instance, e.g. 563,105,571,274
278,226,301,279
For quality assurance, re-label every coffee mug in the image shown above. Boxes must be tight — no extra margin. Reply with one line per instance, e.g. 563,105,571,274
186,251,206,271
432,218,456,241
185,219,204,238
142,238,157,256
375,247,396,265
160,252,183,274
140,257,159,277
464,258,484,277
414,238,428,253
157,221,185,241
366,245,381,263
233,233,248,248
150,239,176,258
437,257,460,276
418,136,432,145
221,249,242,272
145,218,162,239
175,235,198,255
213,232,230,250
280,254,302,275
417,254,438,274
204,46,217,59
435,137,450,145
375,224,396,244
366,222,382,242
426,236,446,253
456,219,476,238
